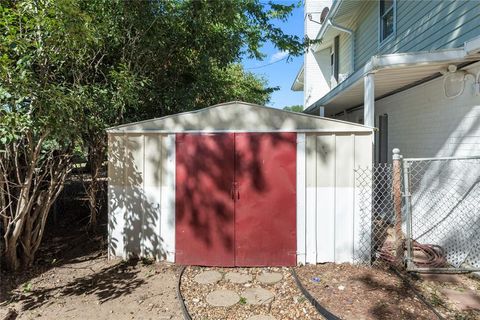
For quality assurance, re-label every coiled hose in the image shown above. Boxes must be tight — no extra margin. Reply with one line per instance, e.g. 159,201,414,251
378,240,447,268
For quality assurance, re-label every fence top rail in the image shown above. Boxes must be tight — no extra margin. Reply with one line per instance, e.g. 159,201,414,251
403,155,480,162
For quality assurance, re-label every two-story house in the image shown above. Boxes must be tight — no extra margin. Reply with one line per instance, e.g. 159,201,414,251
293,0,480,162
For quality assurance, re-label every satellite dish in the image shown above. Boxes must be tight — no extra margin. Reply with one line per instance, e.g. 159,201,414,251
320,7,329,24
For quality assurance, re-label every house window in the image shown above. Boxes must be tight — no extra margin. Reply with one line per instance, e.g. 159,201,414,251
380,0,395,42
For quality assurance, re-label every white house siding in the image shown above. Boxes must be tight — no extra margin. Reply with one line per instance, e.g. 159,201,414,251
108,133,176,261
375,64,480,158
297,132,373,264
374,64,480,268
354,0,480,70
304,0,333,108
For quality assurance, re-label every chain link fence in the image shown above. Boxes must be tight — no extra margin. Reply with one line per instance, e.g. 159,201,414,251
355,164,397,265
355,153,480,272
404,156,480,271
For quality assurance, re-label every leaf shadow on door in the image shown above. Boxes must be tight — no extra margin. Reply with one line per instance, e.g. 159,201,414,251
176,133,296,258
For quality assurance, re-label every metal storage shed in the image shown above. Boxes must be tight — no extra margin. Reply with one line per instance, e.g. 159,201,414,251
107,101,373,266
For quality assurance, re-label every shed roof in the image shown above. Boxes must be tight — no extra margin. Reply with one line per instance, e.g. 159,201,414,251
107,101,373,133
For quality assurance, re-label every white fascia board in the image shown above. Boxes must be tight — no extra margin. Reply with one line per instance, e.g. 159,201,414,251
107,128,374,134
291,64,305,91
370,48,475,70
304,48,477,114
465,35,480,56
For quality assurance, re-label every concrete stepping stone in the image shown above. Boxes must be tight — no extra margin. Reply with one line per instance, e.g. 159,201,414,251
257,272,283,284
242,288,275,305
194,270,222,284
247,316,276,320
225,272,252,284
206,290,240,307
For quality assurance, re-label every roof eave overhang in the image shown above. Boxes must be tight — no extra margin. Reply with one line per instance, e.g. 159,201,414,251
291,64,304,91
313,0,343,43
304,48,480,114
465,35,480,55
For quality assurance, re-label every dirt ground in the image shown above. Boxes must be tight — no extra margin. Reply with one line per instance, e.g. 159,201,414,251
0,231,183,320
296,263,480,320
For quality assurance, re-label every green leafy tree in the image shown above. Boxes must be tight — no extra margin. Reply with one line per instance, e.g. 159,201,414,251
0,0,307,270
283,105,304,112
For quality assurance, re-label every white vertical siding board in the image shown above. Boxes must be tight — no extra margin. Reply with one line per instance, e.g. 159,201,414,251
316,134,336,262
143,134,163,260
353,134,374,263
124,134,144,258
296,133,307,264
160,134,176,262
305,134,317,264
108,134,127,259
334,134,355,263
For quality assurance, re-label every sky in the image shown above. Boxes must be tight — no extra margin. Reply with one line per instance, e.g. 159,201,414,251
241,2,304,109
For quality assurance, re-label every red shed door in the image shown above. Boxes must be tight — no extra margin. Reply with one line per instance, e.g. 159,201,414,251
234,133,297,266
175,133,235,266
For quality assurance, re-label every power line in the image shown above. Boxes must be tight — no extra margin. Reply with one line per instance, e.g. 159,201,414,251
245,56,289,70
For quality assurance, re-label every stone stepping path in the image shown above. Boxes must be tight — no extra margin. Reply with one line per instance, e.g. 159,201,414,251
194,270,222,284
181,267,319,319
257,272,283,284
241,288,275,305
225,271,252,284
206,289,240,307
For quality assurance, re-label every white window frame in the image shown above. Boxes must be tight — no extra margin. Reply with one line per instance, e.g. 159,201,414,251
378,0,396,47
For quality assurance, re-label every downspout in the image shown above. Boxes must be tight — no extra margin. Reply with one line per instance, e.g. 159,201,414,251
327,19,355,72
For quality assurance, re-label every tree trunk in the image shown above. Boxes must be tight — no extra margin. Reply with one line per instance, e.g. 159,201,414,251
4,240,19,271
86,136,107,232
1,138,72,271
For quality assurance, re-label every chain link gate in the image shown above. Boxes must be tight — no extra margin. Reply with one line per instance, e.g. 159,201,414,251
355,151,480,272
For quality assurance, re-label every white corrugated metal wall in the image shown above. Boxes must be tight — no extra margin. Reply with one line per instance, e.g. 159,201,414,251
296,132,372,264
108,133,176,261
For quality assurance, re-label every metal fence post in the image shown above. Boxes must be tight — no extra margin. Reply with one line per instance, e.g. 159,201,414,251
402,159,413,270
392,148,403,267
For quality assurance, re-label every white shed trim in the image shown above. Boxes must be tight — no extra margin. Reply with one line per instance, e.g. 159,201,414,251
296,133,306,264
160,134,176,262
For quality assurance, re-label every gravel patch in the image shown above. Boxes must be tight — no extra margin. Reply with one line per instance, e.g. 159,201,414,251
181,266,320,320
247,315,276,320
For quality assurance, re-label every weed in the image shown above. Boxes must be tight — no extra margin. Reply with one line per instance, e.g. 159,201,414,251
22,282,32,293
430,290,445,307
239,297,247,305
